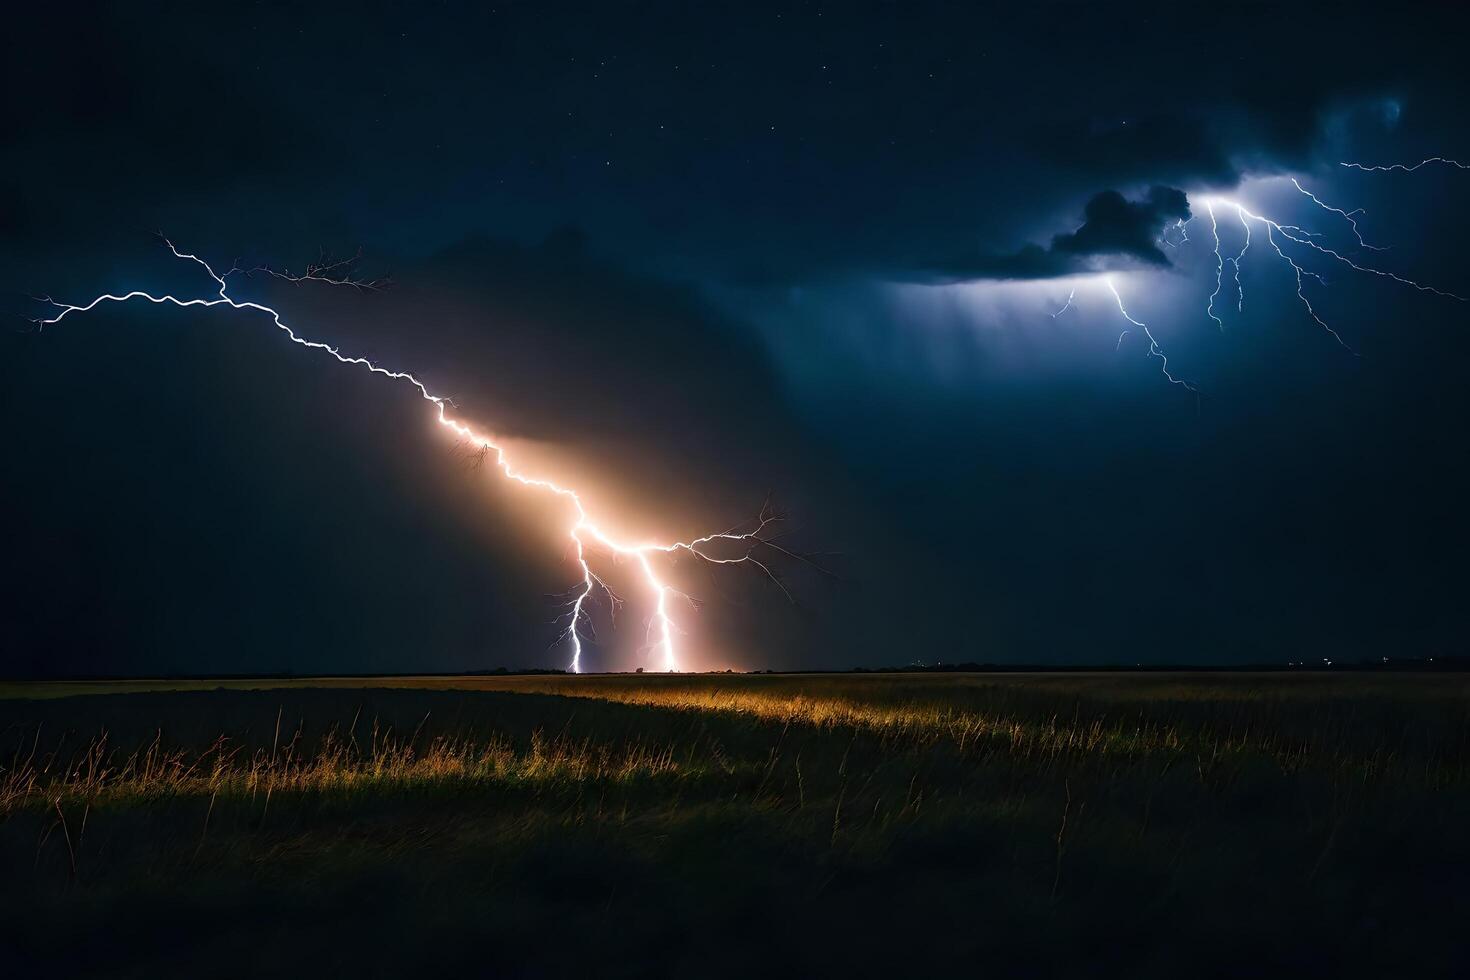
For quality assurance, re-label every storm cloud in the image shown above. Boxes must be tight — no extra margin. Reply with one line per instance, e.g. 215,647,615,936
912,185,1193,284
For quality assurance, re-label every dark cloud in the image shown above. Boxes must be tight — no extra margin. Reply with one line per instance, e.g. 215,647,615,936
911,185,1193,283
1054,187,1191,264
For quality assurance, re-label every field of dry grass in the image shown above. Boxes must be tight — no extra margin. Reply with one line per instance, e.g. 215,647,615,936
3,672,1468,977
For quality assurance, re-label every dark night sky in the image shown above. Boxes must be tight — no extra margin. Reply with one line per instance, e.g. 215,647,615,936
3,2,1468,675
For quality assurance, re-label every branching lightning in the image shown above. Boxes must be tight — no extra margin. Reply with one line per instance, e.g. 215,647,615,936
1290,178,1384,251
1106,277,1197,391
1159,217,1193,249
1193,176,1465,356
30,239,809,673
1057,166,1465,395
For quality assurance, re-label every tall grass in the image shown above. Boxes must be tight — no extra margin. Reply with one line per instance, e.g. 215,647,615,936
2,724,698,813
5,672,1464,816
3,674,1468,977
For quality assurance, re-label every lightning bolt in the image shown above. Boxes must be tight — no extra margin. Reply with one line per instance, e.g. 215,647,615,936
1206,201,1225,330
1051,288,1076,318
1192,178,1466,354
30,239,804,673
1340,157,1468,173
1227,206,1251,313
1159,216,1193,249
1290,178,1384,251
1107,277,1197,392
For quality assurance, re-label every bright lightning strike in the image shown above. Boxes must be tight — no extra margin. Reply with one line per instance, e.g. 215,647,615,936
1340,158,1468,173
1193,179,1466,355
31,239,807,673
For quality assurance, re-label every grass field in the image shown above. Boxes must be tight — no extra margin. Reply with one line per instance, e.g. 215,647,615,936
3,672,1468,977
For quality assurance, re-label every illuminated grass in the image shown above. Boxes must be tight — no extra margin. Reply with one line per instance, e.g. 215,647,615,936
3,673,1467,975
1,727,698,813
5,671,1465,813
